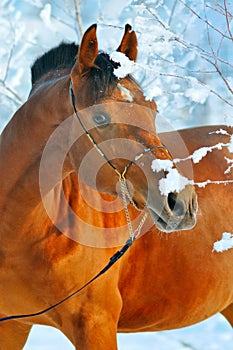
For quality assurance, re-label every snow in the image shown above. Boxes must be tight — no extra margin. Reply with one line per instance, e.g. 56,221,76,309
192,146,211,163
213,233,233,253
224,157,233,174
151,159,191,195
194,179,233,188
209,129,230,136
151,141,233,195
159,168,191,196
151,142,233,193
191,143,228,163
110,51,136,78
144,85,163,101
185,85,209,104
40,3,53,31
151,159,173,172
173,142,229,165
192,146,216,163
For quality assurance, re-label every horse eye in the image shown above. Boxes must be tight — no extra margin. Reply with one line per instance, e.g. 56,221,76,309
93,114,110,127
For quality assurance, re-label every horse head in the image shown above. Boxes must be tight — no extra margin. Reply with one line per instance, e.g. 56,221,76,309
67,24,197,232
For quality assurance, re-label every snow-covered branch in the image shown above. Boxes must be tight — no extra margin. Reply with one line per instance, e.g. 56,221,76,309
74,0,83,37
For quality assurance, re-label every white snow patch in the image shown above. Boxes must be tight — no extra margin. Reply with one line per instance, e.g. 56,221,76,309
174,142,228,165
194,179,211,188
152,157,233,194
213,233,233,253
117,83,134,102
40,4,54,31
224,157,233,174
151,159,173,172
144,85,163,101
152,140,233,195
110,51,136,78
191,147,210,163
209,129,230,136
185,85,209,104
151,159,191,195
159,168,191,196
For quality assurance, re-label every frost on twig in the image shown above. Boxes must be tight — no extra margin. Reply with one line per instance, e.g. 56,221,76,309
151,129,233,196
0,20,23,106
74,0,83,37
132,0,233,124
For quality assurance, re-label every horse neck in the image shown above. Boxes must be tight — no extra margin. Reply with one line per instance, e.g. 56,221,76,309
0,76,73,229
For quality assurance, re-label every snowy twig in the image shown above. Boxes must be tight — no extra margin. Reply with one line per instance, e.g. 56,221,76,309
138,0,168,29
168,0,178,26
0,22,23,105
158,73,233,107
174,35,233,70
171,141,232,166
152,134,233,196
178,0,232,40
212,60,233,95
224,0,233,39
202,2,233,96
0,80,23,104
152,158,233,195
224,157,233,174
74,0,83,37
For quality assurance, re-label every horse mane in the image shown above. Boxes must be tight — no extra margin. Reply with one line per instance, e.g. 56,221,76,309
31,42,78,86
30,42,121,101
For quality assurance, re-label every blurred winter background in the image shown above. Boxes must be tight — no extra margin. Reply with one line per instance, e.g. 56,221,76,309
0,0,232,349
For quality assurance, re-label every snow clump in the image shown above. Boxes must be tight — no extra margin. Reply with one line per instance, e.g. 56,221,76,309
213,233,233,253
110,51,136,78
151,159,191,196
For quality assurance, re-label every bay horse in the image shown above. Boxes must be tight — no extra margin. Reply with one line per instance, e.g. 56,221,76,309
0,23,231,349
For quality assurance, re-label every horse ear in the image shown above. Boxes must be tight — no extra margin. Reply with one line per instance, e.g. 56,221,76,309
117,24,138,62
73,24,99,76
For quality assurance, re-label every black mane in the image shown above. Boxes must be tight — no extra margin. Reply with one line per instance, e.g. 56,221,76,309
31,42,78,85
31,42,121,101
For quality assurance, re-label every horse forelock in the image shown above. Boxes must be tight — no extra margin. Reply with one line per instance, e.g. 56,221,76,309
87,52,121,102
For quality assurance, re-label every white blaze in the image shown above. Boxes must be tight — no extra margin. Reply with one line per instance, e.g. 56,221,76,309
117,83,134,102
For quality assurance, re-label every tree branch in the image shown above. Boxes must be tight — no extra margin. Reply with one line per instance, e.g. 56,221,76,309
224,0,233,39
0,80,23,104
74,0,83,37
178,0,232,40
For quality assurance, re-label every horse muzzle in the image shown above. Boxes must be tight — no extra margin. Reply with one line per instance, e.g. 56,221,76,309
147,184,198,232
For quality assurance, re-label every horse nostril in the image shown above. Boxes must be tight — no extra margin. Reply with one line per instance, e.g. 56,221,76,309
192,193,198,212
167,192,185,216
